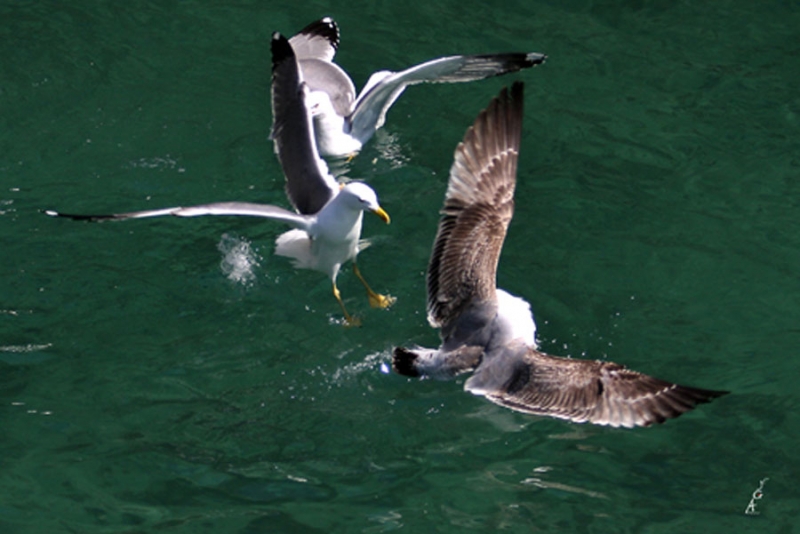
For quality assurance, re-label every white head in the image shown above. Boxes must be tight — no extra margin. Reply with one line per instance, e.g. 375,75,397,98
340,182,390,223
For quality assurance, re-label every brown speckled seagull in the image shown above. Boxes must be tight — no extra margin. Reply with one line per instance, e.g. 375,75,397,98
393,82,728,427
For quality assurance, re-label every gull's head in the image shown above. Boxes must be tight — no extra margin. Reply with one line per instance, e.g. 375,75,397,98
340,182,390,224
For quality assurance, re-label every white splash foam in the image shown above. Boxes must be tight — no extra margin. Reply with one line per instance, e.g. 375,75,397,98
217,233,261,284
0,343,52,353
126,154,180,170
330,350,392,384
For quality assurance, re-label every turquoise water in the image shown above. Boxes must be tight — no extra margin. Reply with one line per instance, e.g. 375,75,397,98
2,1,799,532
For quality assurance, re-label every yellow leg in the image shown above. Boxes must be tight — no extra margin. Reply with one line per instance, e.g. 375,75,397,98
333,282,361,327
353,263,396,309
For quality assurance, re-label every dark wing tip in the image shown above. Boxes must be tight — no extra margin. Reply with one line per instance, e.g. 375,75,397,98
271,32,295,72
595,365,729,428
444,78,525,208
456,80,525,185
666,383,730,407
392,347,421,377
298,17,340,50
604,371,729,428
635,383,729,428
455,52,546,81
502,52,546,70
508,80,525,113
525,52,547,66
43,209,110,222
683,385,730,400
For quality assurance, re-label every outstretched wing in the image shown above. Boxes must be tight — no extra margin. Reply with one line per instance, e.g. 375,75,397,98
271,32,338,215
466,344,728,428
348,53,544,143
44,202,310,228
426,82,524,328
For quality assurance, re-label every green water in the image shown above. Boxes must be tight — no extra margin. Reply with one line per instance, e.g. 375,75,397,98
2,1,799,532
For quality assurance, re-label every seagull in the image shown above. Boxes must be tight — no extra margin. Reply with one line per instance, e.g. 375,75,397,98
392,82,728,427
285,17,547,158
45,33,395,326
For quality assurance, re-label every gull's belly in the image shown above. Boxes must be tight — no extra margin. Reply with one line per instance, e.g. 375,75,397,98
310,234,358,271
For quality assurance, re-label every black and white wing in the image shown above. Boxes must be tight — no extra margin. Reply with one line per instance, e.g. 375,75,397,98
288,17,339,62
426,82,524,329
288,17,356,125
271,32,339,215
44,202,310,227
348,53,544,144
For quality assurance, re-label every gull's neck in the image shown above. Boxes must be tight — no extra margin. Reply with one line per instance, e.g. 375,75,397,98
314,194,364,242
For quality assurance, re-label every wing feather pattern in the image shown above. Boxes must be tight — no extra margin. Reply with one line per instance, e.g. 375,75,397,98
427,82,524,328
467,346,728,428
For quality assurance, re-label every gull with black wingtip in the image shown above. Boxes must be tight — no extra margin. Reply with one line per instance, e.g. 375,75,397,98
46,33,394,326
284,17,547,158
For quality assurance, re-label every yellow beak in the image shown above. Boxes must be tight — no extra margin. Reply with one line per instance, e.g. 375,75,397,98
372,206,391,224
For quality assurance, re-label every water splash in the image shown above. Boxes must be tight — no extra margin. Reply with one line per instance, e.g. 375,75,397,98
330,350,392,385
217,233,261,285
125,154,185,173
0,343,53,365
0,343,52,353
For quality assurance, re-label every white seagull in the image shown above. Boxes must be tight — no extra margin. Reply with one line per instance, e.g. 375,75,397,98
284,17,547,157
45,33,394,326
392,82,728,427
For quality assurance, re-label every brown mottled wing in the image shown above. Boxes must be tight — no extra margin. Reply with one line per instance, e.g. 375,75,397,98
468,347,728,428
427,82,524,328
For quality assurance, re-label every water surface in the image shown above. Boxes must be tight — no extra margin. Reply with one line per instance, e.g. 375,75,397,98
2,1,798,532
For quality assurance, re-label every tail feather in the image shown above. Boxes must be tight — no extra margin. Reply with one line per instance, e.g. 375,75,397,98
275,229,314,269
